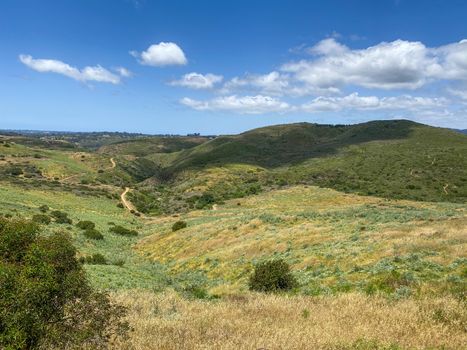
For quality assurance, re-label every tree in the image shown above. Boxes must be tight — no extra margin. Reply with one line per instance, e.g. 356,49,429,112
0,218,129,349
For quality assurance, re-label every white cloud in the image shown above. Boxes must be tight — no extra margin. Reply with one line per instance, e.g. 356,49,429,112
222,71,292,95
115,67,133,77
435,40,467,80
449,88,467,99
307,38,348,56
216,38,467,98
282,38,467,92
170,72,223,89
283,39,440,90
301,93,447,112
19,54,121,84
180,95,291,114
134,42,187,66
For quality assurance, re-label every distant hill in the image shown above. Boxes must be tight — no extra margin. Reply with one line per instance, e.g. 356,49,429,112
98,136,208,157
140,120,466,208
168,120,420,170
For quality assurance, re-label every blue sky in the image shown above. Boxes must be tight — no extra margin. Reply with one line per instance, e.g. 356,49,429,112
1,0,467,134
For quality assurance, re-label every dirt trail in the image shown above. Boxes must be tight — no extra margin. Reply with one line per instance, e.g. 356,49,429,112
120,187,136,212
109,157,116,169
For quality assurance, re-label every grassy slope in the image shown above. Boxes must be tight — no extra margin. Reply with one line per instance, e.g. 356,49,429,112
158,120,467,204
137,185,466,296
98,136,208,157
113,291,466,350
1,126,467,349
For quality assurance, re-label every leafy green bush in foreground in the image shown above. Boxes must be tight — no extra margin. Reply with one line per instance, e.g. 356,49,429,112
0,218,128,349
249,259,298,293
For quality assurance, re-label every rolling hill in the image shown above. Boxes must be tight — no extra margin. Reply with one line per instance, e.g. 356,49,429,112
124,120,467,214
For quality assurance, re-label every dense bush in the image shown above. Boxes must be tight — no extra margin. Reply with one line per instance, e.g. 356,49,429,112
76,220,95,230
83,228,104,240
50,210,72,224
31,214,51,225
38,205,49,213
7,166,23,176
195,193,215,209
80,253,108,265
109,225,138,237
0,218,128,349
172,220,187,232
249,259,298,293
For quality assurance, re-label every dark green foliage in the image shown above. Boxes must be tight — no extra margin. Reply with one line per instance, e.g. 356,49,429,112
76,220,96,230
80,253,108,265
7,166,23,176
38,205,49,213
109,225,138,237
83,229,104,240
249,259,298,293
172,220,187,231
0,218,128,349
50,210,72,224
194,193,215,209
31,214,51,225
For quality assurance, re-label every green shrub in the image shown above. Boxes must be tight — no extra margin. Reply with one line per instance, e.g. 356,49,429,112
109,225,138,237
8,166,23,176
76,220,96,230
172,220,187,232
80,253,108,265
83,229,104,240
249,259,298,293
38,204,49,213
50,210,72,224
32,214,51,225
195,193,215,209
0,218,128,349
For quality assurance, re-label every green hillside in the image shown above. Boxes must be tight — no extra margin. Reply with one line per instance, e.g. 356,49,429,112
141,120,466,209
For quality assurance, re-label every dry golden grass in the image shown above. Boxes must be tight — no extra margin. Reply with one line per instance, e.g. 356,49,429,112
136,185,466,293
112,290,467,350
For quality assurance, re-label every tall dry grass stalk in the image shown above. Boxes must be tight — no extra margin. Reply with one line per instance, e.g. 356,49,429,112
111,291,466,349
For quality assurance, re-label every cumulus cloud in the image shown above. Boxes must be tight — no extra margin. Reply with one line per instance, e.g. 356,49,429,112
180,95,291,114
301,93,447,112
133,42,187,66
220,38,467,97
283,39,440,91
170,72,223,89
283,38,467,92
19,54,121,84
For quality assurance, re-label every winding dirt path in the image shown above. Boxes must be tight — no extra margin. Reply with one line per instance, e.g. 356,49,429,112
120,187,136,212
109,157,116,169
